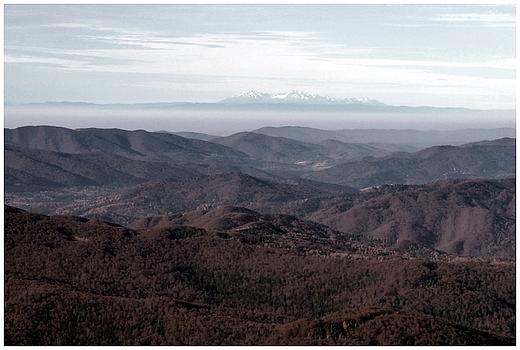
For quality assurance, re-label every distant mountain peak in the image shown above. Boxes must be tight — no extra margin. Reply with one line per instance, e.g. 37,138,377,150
218,90,386,106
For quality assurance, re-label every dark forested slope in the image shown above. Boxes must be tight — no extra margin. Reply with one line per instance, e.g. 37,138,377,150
5,144,205,190
304,138,515,188
52,172,341,225
4,126,252,165
211,131,388,165
4,205,515,345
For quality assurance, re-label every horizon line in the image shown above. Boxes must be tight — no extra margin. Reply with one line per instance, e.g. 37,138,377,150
4,100,516,112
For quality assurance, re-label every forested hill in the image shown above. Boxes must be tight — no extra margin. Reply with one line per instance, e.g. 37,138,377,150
4,205,515,345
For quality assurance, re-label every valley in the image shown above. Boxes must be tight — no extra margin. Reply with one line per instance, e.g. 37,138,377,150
5,2,516,345
4,124,516,345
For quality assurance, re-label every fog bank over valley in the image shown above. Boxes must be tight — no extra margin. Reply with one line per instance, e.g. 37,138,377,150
4,103,515,135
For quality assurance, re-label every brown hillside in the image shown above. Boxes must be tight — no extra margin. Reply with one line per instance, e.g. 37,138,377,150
129,206,331,236
307,178,515,258
5,205,515,345
53,172,335,225
266,307,512,345
5,278,511,346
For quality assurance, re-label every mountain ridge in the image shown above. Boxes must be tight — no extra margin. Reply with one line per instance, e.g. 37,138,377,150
253,126,516,146
218,90,387,106
51,172,341,225
304,137,515,189
6,98,515,113
4,125,253,166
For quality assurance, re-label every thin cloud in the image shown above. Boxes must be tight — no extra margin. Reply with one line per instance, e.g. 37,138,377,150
433,12,516,25
4,4,516,109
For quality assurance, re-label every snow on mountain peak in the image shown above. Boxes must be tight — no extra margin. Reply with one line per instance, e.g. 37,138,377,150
219,91,386,105
235,90,268,99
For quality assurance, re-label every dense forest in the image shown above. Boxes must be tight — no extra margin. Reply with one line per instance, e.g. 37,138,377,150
5,205,515,345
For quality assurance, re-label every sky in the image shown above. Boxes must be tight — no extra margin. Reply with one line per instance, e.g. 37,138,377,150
4,4,516,110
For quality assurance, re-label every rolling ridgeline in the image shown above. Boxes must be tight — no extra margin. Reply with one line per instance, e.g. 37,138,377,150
4,125,516,345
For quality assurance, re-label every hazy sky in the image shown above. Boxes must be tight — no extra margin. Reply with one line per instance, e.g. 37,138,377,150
4,4,516,109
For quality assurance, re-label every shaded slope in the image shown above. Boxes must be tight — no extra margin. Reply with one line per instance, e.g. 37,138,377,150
211,131,326,164
211,131,386,166
307,178,516,258
6,279,511,346
253,126,352,143
5,143,356,193
5,126,252,165
129,205,449,259
55,172,334,225
304,138,515,188
253,126,516,146
266,307,512,345
129,206,334,239
5,144,204,190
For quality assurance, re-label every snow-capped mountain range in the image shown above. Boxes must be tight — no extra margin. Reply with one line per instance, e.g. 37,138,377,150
218,90,386,106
